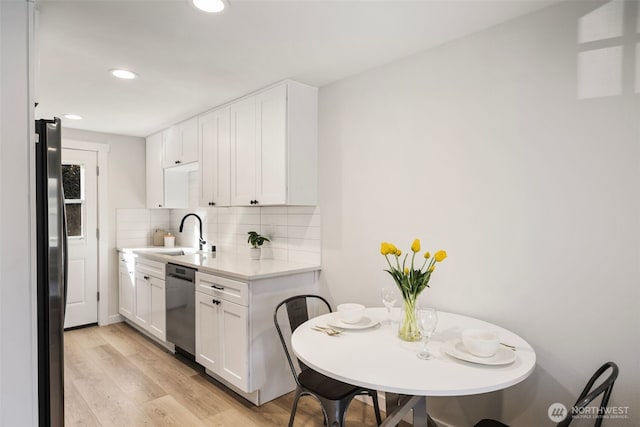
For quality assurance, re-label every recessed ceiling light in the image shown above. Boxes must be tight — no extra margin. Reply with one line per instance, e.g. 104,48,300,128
192,0,226,14
110,69,138,80
63,114,82,120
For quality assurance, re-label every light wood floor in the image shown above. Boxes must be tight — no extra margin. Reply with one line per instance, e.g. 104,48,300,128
64,322,388,426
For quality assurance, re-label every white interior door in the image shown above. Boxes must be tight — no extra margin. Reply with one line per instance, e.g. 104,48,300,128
62,148,98,328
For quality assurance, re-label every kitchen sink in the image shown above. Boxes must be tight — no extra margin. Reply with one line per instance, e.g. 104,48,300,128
132,248,200,257
162,250,188,256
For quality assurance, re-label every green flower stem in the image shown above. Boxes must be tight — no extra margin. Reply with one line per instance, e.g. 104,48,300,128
411,250,416,272
398,296,421,342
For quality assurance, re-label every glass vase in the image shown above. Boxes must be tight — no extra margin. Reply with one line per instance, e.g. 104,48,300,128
398,295,421,342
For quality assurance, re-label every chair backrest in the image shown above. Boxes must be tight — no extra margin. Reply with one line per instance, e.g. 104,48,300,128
274,294,332,385
557,361,619,427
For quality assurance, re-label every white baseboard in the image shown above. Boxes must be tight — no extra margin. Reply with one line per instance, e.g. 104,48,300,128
120,319,175,352
101,313,123,326
203,368,261,405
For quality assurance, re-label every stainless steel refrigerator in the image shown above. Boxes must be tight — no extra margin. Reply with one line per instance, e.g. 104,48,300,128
35,117,67,427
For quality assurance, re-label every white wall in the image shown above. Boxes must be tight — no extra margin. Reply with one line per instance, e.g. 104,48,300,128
318,1,639,426
0,1,38,425
61,128,146,322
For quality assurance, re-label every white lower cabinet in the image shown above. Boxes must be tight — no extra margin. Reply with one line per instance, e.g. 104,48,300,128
134,272,151,328
149,276,166,341
119,251,320,406
195,292,220,371
125,257,166,342
194,269,317,405
118,256,135,320
195,292,249,391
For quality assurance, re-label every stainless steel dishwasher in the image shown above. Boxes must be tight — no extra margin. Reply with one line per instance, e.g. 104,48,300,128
166,263,197,357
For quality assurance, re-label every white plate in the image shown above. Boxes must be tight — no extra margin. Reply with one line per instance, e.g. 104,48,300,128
443,339,516,366
326,314,380,330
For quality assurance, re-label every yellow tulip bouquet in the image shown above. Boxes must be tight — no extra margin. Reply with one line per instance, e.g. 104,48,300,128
380,239,447,341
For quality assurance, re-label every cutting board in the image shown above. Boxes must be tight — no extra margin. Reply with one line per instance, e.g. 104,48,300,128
153,229,167,246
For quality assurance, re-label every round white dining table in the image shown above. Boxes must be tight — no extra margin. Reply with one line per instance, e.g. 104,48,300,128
291,307,536,427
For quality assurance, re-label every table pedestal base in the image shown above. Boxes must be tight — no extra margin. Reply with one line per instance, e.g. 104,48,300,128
382,393,438,427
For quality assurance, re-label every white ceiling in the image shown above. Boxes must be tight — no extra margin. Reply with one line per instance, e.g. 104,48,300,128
35,0,556,137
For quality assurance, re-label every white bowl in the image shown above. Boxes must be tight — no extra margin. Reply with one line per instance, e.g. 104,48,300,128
337,303,365,324
461,329,500,358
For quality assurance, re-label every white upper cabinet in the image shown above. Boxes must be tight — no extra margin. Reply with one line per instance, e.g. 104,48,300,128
146,130,189,209
146,131,165,208
180,118,199,163
163,126,180,167
146,80,317,208
255,84,287,205
164,117,198,167
230,81,318,206
199,107,231,207
230,96,257,206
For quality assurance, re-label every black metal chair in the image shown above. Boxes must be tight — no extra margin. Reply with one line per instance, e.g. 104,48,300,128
274,294,382,427
475,362,619,427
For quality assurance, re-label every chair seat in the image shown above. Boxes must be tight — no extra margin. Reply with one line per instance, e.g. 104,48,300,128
298,369,362,400
474,419,510,427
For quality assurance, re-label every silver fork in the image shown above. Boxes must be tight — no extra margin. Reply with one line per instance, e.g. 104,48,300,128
316,325,344,334
312,326,341,336
500,342,516,351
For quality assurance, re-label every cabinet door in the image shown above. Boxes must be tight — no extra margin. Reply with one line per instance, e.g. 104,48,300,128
164,168,189,209
118,264,134,320
195,291,221,373
255,84,288,205
146,132,165,208
149,278,166,341
230,96,257,206
134,272,151,328
199,108,231,207
219,300,249,391
163,127,181,167
180,117,199,164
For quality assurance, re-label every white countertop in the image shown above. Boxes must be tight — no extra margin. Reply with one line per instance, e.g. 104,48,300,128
118,247,321,281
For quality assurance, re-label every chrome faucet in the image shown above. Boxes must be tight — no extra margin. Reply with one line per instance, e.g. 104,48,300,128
179,213,206,251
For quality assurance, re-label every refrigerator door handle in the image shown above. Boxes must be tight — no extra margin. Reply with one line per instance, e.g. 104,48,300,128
61,202,68,317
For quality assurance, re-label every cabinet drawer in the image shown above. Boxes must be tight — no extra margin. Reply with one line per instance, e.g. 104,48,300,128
196,272,248,306
136,257,166,280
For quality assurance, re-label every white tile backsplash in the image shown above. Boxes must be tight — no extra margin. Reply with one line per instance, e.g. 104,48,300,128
176,206,320,263
116,209,170,248
287,213,321,227
287,225,321,240
260,206,288,214
116,171,321,263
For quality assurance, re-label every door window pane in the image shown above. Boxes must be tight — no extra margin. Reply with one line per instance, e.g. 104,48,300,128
65,203,82,237
62,164,81,200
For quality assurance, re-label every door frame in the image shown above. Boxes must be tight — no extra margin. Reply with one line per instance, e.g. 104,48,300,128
62,139,110,326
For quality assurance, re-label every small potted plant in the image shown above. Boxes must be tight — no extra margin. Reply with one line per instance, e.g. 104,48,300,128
247,231,270,260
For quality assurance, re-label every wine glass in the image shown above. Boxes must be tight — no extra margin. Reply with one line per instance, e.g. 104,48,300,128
381,287,397,325
416,308,438,360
